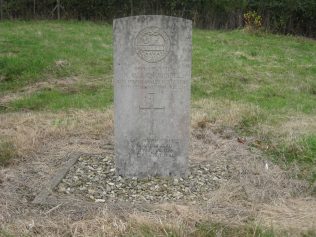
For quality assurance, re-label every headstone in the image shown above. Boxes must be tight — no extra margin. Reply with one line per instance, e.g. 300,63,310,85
113,15,192,177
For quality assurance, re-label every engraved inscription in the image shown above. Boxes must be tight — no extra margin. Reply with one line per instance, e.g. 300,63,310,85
129,138,181,158
139,93,165,134
134,27,170,63
117,79,189,90
116,66,190,90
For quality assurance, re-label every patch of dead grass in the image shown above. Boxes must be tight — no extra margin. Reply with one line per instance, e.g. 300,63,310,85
0,109,113,159
191,98,261,129
0,203,204,237
258,197,316,234
0,102,315,236
0,75,112,105
192,99,316,167
275,114,316,142
192,99,316,141
0,77,78,104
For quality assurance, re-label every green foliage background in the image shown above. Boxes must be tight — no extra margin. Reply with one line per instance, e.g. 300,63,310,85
0,0,315,38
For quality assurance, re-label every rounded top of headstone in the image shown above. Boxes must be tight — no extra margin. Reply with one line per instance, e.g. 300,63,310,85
113,15,192,64
113,15,192,25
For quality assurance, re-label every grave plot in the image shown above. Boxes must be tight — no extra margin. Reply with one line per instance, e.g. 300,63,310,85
56,154,224,203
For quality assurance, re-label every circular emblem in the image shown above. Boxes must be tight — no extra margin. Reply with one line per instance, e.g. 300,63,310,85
134,26,170,63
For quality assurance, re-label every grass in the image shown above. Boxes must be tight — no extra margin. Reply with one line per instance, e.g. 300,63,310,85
125,222,277,237
270,134,316,182
1,21,315,113
0,20,315,179
9,87,113,111
191,29,316,181
0,223,283,237
192,29,316,114
0,21,316,234
123,220,315,237
276,135,316,164
192,222,275,237
0,229,15,237
0,139,16,166
0,20,112,92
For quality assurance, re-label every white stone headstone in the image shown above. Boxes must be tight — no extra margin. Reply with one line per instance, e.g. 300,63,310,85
113,15,192,177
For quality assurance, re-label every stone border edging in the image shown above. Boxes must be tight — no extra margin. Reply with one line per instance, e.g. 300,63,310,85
32,152,81,204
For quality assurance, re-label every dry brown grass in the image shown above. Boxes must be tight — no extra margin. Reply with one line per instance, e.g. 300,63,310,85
0,104,315,236
0,109,113,159
273,114,316,142
191,98,261,129
0,204,202,237
0,76,79,105
1,198,314,236
0,75,111,106
258,197,316,233
192,99,316,141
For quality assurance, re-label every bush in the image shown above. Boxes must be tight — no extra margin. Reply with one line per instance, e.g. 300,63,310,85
244,11,263,32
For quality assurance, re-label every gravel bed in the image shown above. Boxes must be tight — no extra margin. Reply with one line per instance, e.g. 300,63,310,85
56,154,229,203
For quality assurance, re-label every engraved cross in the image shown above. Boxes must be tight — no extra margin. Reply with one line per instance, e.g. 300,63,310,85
139,93,165,134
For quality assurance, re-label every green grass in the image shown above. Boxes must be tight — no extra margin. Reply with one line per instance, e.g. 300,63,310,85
192,29,316,114
193,222,276,237
0,230,15,237
0,20,315,181
0,20,112,93
0,139,16,167
9,87,113,111
281,135,316,164
124,222,290,237
270,134,316,182
1,21,315,114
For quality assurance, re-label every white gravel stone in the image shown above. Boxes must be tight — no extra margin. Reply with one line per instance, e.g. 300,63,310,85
56,154,227,203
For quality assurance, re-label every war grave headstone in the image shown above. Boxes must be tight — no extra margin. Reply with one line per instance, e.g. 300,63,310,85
113,15,192,177
37,16,227,204
32,16,299,207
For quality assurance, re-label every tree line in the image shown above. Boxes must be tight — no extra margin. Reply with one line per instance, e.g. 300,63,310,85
0,0,315,38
